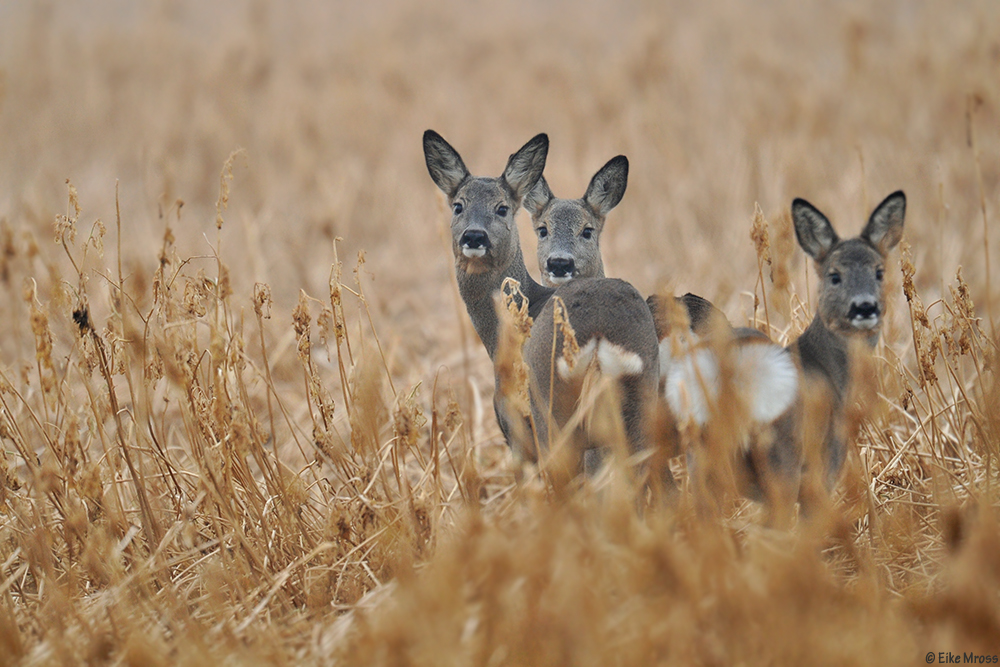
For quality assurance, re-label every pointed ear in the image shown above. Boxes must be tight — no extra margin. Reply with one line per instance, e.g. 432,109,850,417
523,176,553,219
862,190,905,255
584,155,628,217
792,198,839,262
423,130,470,197
501,133,549,201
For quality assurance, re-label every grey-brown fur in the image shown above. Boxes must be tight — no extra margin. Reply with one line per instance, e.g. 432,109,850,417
422,130,660,470
525,155,628,286
527,277,660,461
790,190,906,488
646,293,733,340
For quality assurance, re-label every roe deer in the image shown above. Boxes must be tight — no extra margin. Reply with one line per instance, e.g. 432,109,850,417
422,130,661,474
523,151,801,515
790,190,906,490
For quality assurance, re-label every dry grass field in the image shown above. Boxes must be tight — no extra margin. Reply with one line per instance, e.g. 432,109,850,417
1,0,999,664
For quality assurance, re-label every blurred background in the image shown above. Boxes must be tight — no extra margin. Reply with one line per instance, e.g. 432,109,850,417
2,2,1000,661
0,0,998,436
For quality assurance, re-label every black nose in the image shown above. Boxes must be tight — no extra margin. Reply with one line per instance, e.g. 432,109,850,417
460,229,489,249
848,300,879,320
547,257,575,277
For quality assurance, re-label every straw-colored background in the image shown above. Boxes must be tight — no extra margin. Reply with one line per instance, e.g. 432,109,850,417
1,1,998,664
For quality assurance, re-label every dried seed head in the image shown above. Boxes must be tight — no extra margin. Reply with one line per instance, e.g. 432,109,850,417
27,292,55,394
750,202,772,267
216,149,245,230
444,398,463,432
145,346,164,383
394,386,427,453
494,286,533,452
293,290,312,362
354,250,368,290
948,266,984,355
500,278,533,340
551,296,580,374
313,425,347,467
229,330,246,372
89,218,106,257
329,247,348,346
318,305,333,348
182,271,208,318
54,179,80,245
770,209,794,293
218,262,232,300
900,240,917,303
253,282,272,319
900,243,929,330
0,407,13,441
917,328,939,387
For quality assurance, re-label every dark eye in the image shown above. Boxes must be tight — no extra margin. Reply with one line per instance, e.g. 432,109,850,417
496,205,509,217
829,272,842,286
537,227,548,239
452,202,464,215
876,268,884,281
581,228,594,240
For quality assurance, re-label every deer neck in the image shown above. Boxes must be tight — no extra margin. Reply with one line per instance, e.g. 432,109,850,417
798,312,875,400
456,244,553,361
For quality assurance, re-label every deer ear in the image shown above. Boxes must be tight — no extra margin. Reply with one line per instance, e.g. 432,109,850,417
523,176,553,218
862,190,905,255
423,130,470,198
584,155,628,217
792,198,839,262
501,133,549,201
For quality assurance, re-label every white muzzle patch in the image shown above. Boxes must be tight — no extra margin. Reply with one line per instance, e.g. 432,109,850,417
462,247,486,258
547,274,573,286
850,315,879,331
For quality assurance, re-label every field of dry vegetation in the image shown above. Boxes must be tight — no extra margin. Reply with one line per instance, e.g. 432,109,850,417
1,0,999,664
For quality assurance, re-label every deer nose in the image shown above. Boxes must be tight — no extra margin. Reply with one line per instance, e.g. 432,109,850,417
460,229,489,250
848,299,879,321
546,256,575,277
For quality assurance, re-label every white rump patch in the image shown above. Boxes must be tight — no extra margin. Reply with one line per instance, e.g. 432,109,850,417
556,338,643,380
659,334,701,379
664,347,719,426
462,247,486,258
665,341,798,426
595,339,645,378
557,339,597,380
734,344,798,422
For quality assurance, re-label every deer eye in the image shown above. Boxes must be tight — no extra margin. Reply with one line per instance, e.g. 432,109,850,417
537,227,548,239
452,202,464,215
581,228,594,240
876,268,884,281
496,205,509,217
829,272,842,286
